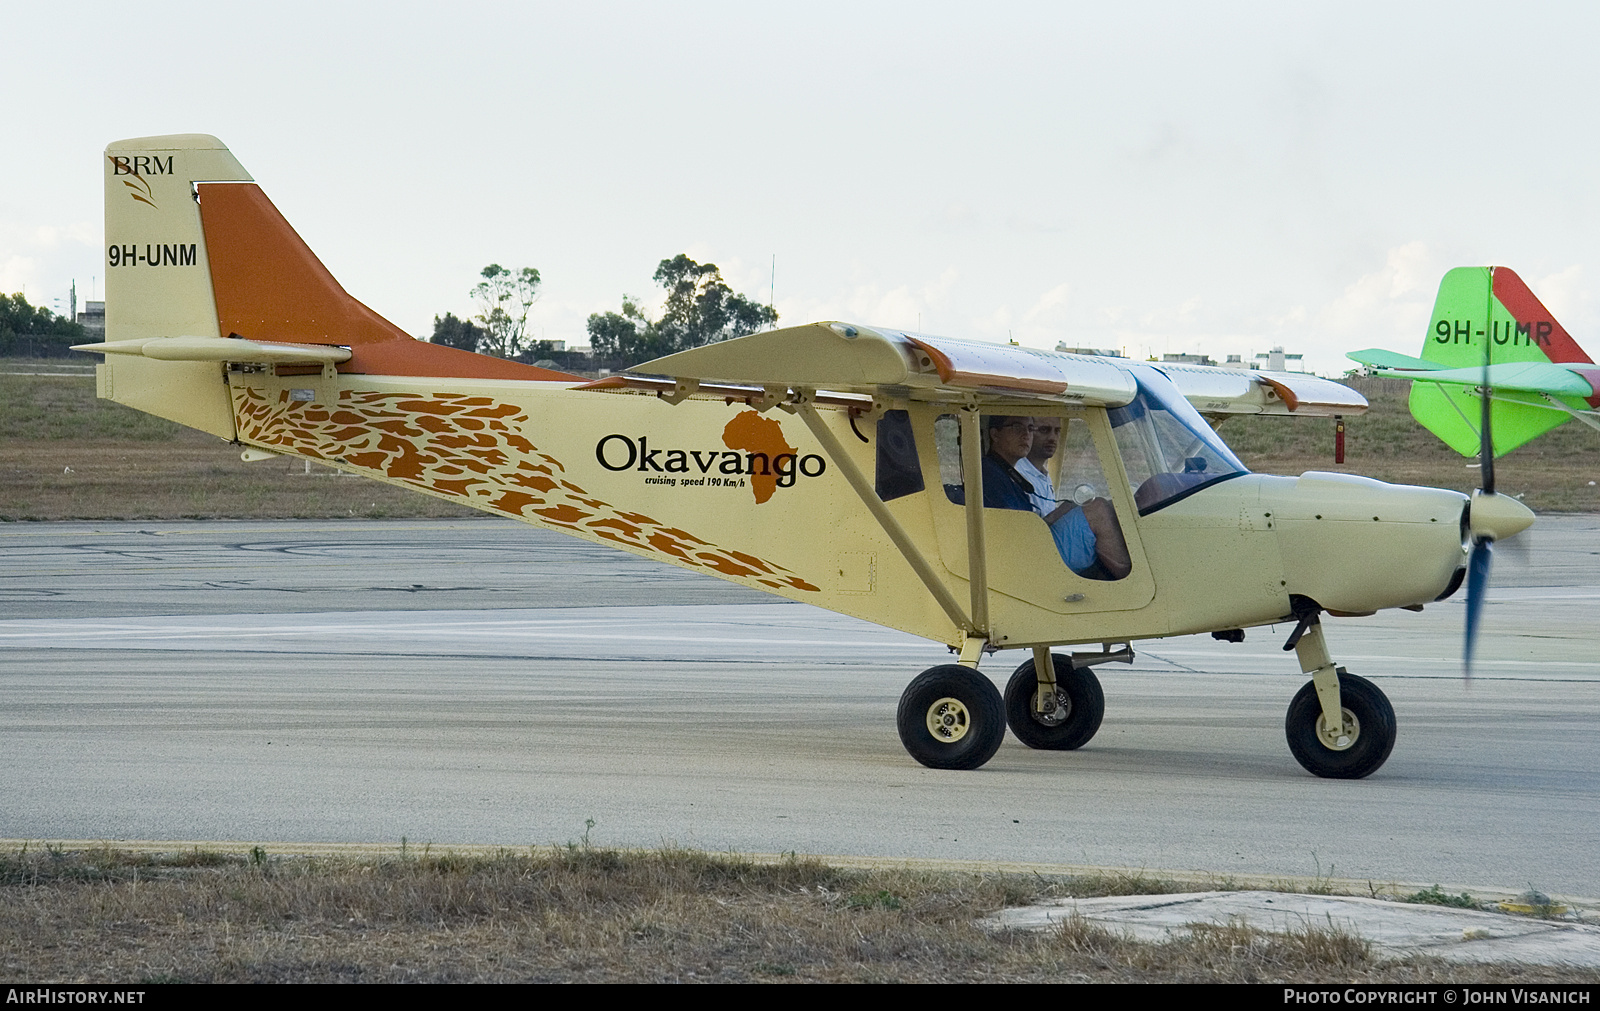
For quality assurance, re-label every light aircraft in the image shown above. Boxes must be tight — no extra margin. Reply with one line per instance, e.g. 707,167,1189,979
1347,267,1594,663
74,135,1534,778
1348,266,1600,458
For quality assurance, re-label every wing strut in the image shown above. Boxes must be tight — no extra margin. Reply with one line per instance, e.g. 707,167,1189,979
958,408,991,635
1538,392,1600,434
794,400,976,636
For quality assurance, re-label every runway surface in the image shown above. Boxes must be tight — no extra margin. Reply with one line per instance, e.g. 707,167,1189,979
3,517,1599,897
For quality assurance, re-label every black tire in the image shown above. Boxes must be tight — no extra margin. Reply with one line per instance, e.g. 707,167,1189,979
896,664,1006,770
1285,671,1397,779
1003,654,1105,750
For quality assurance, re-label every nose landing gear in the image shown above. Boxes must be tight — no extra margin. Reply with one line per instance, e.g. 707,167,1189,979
1285,671,1396,779
1284,611,1397,778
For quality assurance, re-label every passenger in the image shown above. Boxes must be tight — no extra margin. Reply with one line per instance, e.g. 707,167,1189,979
1015,417,1061,515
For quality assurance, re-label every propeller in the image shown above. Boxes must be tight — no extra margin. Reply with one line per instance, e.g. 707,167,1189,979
1463,272,1535,675
1463,318,1494,678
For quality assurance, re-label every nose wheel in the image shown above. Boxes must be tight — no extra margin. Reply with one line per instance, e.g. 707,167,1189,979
1285,671,1396,779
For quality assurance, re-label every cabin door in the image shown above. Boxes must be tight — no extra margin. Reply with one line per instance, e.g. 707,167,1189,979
911,404,1155,616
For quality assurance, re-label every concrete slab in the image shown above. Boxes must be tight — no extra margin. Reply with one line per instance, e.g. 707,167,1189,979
985,890,1600,967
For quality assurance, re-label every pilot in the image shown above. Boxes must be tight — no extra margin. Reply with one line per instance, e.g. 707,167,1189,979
986,414,1132,581
981,416,1041,511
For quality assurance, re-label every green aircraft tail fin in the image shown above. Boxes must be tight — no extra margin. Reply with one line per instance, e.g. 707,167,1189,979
1409,266,1592,457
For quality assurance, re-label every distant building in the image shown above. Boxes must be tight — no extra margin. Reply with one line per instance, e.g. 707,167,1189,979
1150,347,1312,374
1253,346,1304,373
77,301,105,340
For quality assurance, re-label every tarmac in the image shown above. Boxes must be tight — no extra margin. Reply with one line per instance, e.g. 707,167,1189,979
3,515,1599,959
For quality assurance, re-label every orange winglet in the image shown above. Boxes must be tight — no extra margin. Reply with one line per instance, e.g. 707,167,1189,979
904,335,1070,395
1258,376,1300,411
904,336,956,383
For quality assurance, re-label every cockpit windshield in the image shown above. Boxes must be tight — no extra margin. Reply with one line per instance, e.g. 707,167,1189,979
1109,364,1248,515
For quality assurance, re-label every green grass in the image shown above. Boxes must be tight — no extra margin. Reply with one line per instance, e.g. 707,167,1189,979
0,370,477,520
1401,884,1480,909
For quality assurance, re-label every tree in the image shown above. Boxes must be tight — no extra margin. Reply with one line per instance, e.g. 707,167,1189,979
429,312,486,353
472,264,541,360
0,293,85,358
587,255,777,367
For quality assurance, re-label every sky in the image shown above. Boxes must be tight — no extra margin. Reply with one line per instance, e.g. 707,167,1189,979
5,0,1600,376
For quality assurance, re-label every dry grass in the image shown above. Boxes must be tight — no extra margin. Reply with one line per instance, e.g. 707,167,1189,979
0,370,475,521
6,370,1600,519
1,846,1593,984
0,439,478,521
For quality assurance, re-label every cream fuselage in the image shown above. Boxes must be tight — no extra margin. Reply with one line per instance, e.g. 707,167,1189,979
99,356,1469,653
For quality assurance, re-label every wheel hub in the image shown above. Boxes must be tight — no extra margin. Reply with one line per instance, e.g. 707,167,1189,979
1316,708,1360,751
1033,688,1072,727
925,697,971,743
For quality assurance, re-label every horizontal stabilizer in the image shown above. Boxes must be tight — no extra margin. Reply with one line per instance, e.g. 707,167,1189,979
73,336,352,366
1347,348,1445,371
1371,360,1595,397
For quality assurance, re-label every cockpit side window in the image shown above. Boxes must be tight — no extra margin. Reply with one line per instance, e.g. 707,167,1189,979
1109,365,1248,515
935,413,965,504
874,409,924,502
932,411,1130,581
1055,416,1114,508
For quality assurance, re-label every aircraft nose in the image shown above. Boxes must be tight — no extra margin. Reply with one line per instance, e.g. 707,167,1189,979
1468,490,1535,542
1265,472,1469,613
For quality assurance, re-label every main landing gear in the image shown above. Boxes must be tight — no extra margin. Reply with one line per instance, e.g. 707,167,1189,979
894,620,1398,777
896,664,1006,770
1003,652,1104,751
896,643,1116,770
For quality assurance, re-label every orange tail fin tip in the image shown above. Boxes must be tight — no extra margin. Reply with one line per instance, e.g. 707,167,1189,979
196,181,577,382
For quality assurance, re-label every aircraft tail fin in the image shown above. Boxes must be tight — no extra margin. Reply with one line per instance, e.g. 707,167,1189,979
1408,266,1592,457
99,134,575,399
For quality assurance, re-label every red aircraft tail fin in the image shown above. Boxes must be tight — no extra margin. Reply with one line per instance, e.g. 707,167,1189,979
194,179,575,382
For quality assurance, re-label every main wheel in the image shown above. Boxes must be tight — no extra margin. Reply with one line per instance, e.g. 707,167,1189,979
896,665,1006,770
1285,671,1397,779
1004,654,1104,750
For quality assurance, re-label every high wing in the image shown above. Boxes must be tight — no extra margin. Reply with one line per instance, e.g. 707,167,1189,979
1347,266,1600,456
585,322,1367,418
